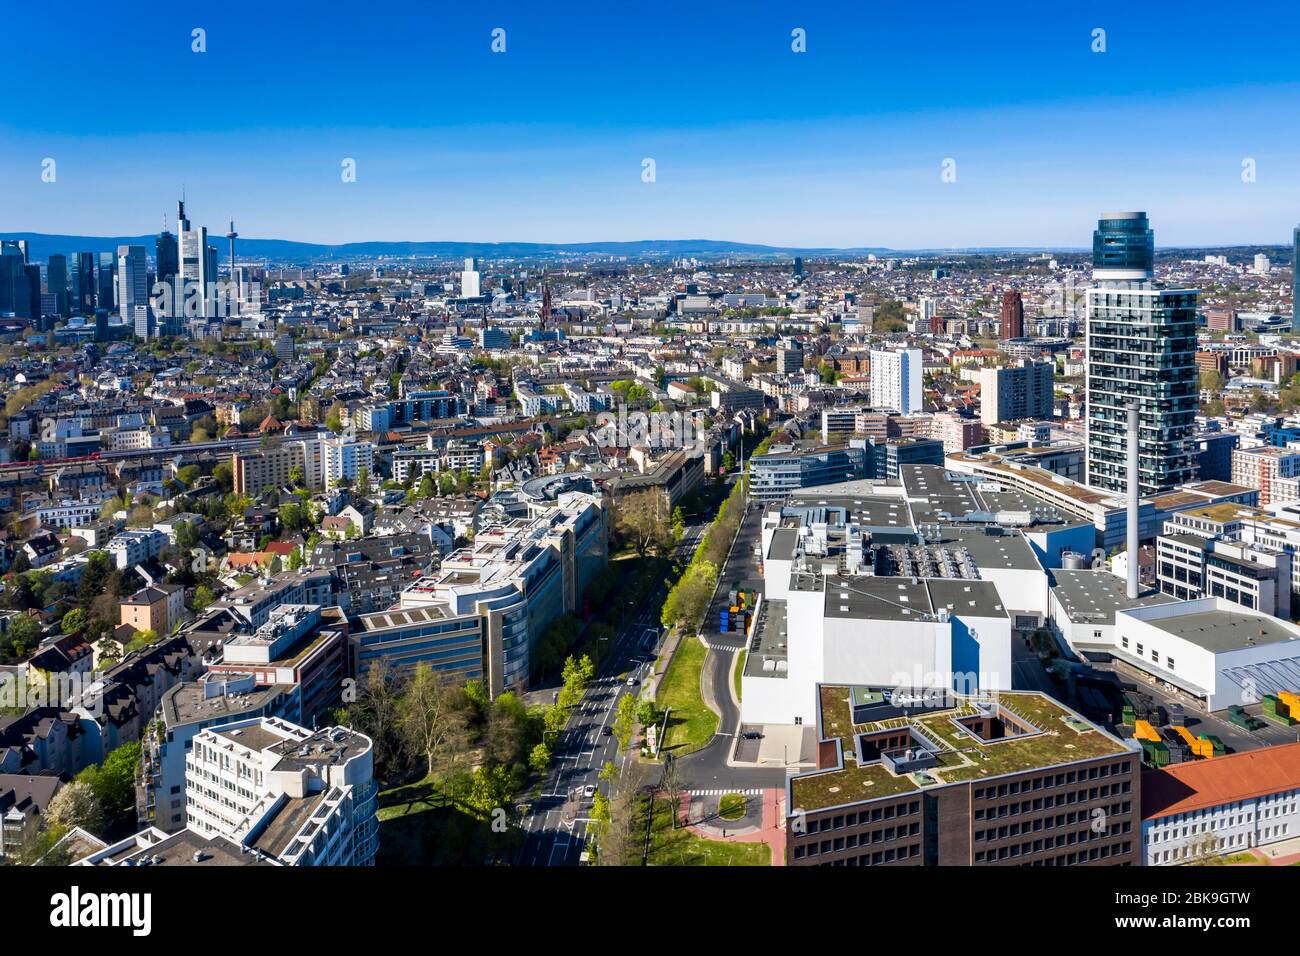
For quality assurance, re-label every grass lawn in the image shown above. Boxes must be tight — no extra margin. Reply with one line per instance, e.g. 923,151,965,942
376,776,520,866
657,636,717,754
733,650,746,703
718,793,747,821
645,796,768,866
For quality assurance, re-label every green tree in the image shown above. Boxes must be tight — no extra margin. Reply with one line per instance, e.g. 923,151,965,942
528,741,551,775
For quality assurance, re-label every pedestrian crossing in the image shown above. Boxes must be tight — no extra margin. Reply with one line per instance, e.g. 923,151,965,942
687,788,764,797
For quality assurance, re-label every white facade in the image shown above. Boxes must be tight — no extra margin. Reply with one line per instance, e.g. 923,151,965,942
869,348,922,414
185,717,377,866
1145,784,1300,866
1112,598,1300,710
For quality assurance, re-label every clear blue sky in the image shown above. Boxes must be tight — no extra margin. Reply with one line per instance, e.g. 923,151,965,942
3,0,1299,248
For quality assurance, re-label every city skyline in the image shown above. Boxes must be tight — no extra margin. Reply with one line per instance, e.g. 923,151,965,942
3,1,1300,247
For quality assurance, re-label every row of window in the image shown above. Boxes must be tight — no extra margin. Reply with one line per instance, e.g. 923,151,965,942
972,762,1131,802
798,800,921,835
977,805,1131,842
801,843,922,866
975,783,1132,821
793,822,922,859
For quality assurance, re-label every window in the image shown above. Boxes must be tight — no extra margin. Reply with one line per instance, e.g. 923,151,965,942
1166,657,1174,670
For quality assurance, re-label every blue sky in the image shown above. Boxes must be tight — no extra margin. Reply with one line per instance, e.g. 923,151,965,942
3,0,1299,248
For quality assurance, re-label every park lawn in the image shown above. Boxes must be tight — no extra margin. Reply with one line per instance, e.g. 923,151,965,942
645,797,769,866
657,636,717,754
733,650,746,703
376,776,519,866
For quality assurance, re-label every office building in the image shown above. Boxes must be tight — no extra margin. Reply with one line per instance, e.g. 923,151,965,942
177,198,213,319
1085,213,1198,495
1143,741,1300,865
1293,225,1300,334
69,252,95,315
96,252,115,311
787,686,1140,866
117,244,150,335
748,444,867,500
137,673,297,832
777,338,804,374
869,348,923,414
979,361,1053,427
45,253,67,318
359,492,607,695
1231,446,1300,506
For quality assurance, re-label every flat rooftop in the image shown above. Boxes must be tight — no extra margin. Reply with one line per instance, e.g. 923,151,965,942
1146,608,1300,654
163,681,292,727
1051,569,1176,626
84,827,272,867
744,598,788,679
790,685,1132,813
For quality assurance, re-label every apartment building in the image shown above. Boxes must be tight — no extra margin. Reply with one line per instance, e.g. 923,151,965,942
120,584,186,637
978,361,1053,427
1231,446,1300,506
137,673,298,833
184,717,377,866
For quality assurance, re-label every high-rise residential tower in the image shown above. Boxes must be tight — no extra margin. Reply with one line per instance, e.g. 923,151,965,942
1085,212,1198,495
999,289,1024,340
869,348,923,414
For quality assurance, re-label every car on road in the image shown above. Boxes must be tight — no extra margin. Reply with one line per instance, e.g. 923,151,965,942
626,676,638,686
741,730,763,740
602,725,613,736
583,784,597,798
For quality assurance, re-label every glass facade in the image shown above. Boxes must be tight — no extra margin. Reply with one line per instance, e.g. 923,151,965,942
1086,286,1199,494
1092,213,1154,278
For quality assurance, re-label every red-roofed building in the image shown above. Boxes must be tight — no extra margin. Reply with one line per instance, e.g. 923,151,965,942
1141,741,1300,865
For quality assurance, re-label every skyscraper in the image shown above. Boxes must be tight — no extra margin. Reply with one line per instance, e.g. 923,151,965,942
97,252,116,311
999,290,1024,340
70,252,96,314
177,198,213,319
46,254,68,318
1292,224,1299,333
156,228,178,289
1085,212,1198,495
117,245,150,337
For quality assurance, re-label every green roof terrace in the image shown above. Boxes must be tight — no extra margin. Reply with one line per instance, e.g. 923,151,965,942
790,685,1134,813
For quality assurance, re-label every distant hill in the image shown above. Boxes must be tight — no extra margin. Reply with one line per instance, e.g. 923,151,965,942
0,233,901,263
2,232,1280,264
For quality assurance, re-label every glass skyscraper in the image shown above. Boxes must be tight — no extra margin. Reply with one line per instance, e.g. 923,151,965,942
1293,224,1299,333
1085,212,1199,495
